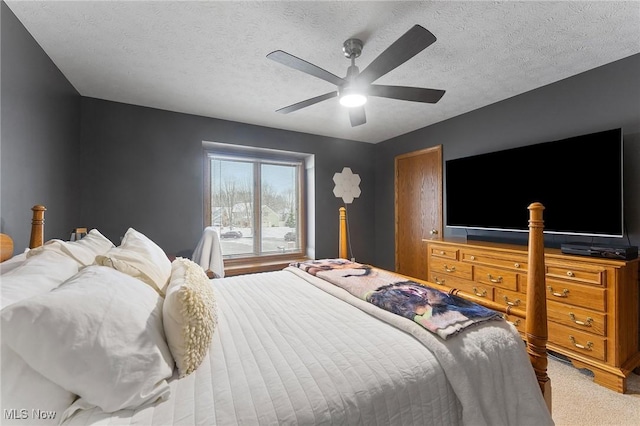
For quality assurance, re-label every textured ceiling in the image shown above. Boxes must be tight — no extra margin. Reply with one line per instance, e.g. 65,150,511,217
6,1,640,144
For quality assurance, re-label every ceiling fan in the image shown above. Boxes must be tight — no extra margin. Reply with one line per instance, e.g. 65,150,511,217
267,25,445,127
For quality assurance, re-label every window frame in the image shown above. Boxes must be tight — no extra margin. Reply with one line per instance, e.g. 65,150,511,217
203,147,307,269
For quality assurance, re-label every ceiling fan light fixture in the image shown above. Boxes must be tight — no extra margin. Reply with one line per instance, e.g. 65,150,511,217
268,25,444,126
339,85,367,107
339,93,367,108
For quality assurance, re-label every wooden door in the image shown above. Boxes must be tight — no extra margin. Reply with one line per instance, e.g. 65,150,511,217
395,146,443,279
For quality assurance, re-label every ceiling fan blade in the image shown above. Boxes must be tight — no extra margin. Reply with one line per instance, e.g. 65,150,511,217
357,25,437,85
276,91,338,114
368,85,445,103
267,50,345,86
349,106,366,127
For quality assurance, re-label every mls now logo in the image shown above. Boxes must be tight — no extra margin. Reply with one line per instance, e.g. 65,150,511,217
3,409,27,420
4,409,56,420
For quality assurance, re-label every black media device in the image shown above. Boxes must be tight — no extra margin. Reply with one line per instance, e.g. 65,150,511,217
560,242,638,260
446,128,624,238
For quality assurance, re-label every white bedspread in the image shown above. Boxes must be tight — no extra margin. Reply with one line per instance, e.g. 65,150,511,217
287,267,553,426
63,268,552,426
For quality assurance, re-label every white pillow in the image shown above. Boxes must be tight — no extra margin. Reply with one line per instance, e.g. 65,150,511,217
95,228,171,294
26,229,114,267
1,343,76,425
164,257,218,377
0,249,29,275
1,266,174,414
0,250,79,309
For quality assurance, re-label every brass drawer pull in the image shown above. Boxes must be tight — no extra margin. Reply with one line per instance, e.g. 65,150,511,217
514,263,520,268
439,250,445,255
487,274,503,283
433,276,445,285
503,295,521,307
501,314,521,327
569,336,593,351
547,286,569,298
566,271,575,277
444,265,456,273
470,255,476,261
569,313,593,327
472,287,487,297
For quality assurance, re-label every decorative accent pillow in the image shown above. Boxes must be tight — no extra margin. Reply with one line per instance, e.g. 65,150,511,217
1,266,174,414
163,257,218,377
95,228,171,294
0,250,79,309
26,229,114,267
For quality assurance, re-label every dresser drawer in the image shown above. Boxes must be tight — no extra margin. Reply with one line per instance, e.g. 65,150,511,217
430,245,459,260
454,279,494,301
430,274,470,289
495,287,526,309
503,313,525,334
475,265,518,291
548,301,606,336
546,264,605,286
549,322,607,361
430,258,472,280
546,279,606,312
461,250,527,271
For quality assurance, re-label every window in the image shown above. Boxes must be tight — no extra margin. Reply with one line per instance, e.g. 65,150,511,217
204,148,305,262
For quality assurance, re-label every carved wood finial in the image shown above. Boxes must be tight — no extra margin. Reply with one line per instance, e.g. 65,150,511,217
29,204,46,249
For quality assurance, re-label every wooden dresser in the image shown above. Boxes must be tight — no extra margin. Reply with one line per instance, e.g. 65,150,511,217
425,238,640,393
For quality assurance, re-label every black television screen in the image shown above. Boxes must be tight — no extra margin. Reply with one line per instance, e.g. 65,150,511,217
445,128,624,238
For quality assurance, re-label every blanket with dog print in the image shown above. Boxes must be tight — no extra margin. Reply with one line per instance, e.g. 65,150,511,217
290,258,501,339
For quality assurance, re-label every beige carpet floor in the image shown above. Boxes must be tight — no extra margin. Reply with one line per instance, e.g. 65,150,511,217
548,354,640,426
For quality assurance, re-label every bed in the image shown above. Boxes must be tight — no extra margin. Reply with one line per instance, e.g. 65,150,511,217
1,204,553,426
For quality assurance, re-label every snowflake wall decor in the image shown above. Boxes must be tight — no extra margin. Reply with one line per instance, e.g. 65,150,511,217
333,167,361,204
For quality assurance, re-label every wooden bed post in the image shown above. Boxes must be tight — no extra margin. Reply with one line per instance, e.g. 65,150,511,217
526,202,551,411
0,234,13,262
339,204,551,408
29,205,46,249
339,207,347,259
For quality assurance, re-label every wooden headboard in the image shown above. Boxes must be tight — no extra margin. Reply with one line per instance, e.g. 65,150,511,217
0,205,47,262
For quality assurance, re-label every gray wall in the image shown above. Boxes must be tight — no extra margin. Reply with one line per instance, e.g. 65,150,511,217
1,0,375,261
0,2,81,251
79,98,376,261
3,2,639,269
374,54,640,270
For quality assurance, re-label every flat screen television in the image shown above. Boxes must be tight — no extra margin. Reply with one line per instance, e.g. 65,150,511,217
445,128,624,238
